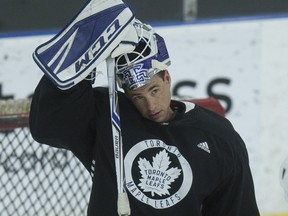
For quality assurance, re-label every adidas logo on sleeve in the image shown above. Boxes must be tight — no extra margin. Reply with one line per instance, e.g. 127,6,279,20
197,142,210,153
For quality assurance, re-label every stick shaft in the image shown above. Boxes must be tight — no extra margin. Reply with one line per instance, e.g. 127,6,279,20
106,57,130,215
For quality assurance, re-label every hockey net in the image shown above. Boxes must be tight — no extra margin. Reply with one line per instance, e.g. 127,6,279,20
0,99,91,216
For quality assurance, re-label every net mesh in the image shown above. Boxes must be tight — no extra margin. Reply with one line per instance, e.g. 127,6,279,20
0,99,91,216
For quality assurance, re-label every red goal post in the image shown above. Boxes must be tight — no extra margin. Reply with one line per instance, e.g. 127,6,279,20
0,97,224,131
184,97,225,117
0,99,31,131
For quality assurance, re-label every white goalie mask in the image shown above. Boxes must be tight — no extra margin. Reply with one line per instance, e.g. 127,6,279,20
115,20,171,90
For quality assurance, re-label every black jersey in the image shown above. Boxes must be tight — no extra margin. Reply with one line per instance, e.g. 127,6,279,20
30,76,260,216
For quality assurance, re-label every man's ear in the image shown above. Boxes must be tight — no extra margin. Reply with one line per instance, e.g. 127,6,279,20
164,70,171,84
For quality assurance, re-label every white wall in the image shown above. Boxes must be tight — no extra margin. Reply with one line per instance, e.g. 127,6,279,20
157,18,288,214
1,16,288,215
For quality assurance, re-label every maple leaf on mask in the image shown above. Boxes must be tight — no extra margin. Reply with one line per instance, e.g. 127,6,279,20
138,149,181,197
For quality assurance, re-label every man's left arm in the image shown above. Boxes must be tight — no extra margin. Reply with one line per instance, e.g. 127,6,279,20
202,132,260,216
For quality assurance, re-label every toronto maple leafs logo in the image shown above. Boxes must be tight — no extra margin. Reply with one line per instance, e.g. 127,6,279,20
138,150,181,197
122,63,150,88
124,139,193,209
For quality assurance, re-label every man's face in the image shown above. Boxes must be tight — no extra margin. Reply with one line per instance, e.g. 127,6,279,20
125,71,173,123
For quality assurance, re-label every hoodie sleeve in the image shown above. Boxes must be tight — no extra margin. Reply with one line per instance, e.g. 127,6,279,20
201,131,259,216
29,75,96,170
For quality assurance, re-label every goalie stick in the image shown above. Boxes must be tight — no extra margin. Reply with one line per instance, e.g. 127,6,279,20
107,57,130,216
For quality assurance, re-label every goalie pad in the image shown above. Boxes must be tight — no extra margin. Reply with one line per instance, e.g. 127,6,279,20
33,0,135,90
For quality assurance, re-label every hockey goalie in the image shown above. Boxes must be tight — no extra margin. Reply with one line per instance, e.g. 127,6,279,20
29,0,259,215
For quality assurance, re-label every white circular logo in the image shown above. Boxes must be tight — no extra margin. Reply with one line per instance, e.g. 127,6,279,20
124,139,193,209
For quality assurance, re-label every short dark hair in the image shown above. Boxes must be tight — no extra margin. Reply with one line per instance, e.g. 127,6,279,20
157,70,166,80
